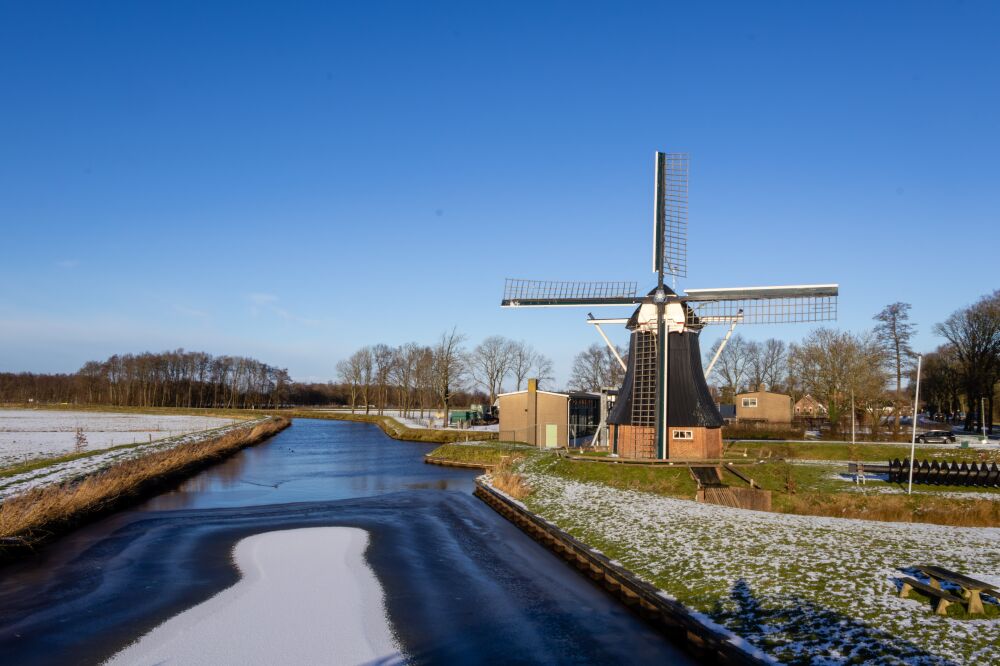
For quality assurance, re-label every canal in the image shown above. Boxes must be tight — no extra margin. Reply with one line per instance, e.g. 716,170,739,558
0,419,689,664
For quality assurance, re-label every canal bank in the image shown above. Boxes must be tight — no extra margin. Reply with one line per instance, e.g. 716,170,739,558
0,419,691,665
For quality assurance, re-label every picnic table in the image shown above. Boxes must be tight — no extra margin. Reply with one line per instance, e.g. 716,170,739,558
905,565,999,615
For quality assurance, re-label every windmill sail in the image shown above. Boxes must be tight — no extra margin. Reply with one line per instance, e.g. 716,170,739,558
653,152,688,279
501,278,642,307
684,284,838,324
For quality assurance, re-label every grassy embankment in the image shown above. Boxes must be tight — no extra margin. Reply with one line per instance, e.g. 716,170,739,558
0,416,290,555
451,442,999,527
429,442,699,499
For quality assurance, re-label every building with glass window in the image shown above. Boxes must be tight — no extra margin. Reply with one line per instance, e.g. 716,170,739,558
497,379,600,448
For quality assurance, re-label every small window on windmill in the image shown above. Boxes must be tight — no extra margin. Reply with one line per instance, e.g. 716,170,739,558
672,430,693,440
742,398,758,408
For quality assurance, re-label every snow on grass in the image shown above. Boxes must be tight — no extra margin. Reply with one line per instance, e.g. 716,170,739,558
105,527,402,665
0,418,257,500
0,410,236,466
515,456,1000,664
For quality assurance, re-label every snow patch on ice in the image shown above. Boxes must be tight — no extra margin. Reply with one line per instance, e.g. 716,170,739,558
105,527,402,666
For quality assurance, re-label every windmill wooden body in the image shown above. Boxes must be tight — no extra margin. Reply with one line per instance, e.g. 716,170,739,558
501,152,838,460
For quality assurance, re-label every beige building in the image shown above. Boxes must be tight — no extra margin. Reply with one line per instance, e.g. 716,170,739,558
735,388,793,424
498,379,599,448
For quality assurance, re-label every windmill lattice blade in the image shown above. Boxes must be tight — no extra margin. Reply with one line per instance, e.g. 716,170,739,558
684,284,838,324
502,278,641,307
654,152,688,278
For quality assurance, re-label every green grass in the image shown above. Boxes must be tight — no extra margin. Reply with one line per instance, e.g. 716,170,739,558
723,439,1000,464
901,589,1000,620
540,457,698,498
427,442,536,466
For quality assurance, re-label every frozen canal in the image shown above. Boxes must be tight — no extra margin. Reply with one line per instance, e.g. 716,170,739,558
0,419,690,665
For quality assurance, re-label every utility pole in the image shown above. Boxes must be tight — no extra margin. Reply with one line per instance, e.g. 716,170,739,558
907,354,922,495
851,389,856,446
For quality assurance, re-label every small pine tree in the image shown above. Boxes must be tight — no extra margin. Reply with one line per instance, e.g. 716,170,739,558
74,428,88,453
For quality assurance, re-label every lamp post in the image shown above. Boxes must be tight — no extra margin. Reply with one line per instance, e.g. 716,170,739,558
907,354,922,495
982,396,989,444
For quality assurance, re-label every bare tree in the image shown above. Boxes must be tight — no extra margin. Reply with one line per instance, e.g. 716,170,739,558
921,345,963,421
391,343,421,417
433,327,467,426
707,334,751,402
509,340,556,390
569,343,626,392
934,290,1000,432
468,336,514,406
531,352,555,388
874,302,916,435
789,328,889,436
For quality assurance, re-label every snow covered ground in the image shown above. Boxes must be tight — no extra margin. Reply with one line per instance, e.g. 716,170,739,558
0,410,236,466
0,417,258,500
515,457,1000,664
106,527,401,665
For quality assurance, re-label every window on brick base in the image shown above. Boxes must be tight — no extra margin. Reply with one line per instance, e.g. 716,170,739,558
672,430,693,440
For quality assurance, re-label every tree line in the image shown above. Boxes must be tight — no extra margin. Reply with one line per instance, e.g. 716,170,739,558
702,291,1000,436
0,350,293,409
335,331,554,418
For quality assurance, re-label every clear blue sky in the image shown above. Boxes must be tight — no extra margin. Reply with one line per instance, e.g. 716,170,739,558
1,1,997,386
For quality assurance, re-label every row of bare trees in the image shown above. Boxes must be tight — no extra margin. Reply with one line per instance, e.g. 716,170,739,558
335,331,554,417
701,303,916,438
0,350,292,409
924,290,1000,433
702,293,1000,437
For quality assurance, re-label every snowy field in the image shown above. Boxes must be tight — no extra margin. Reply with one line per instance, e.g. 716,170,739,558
0,410,236,467
514,457,1000,665
107,527,401,665
0,417,260,500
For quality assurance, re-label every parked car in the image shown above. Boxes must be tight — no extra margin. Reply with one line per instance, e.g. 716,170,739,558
915,430,957,444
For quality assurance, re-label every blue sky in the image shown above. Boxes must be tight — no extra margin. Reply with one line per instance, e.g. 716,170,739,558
1,1,998,386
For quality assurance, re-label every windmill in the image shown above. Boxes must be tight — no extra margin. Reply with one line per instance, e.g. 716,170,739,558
501,152,838,460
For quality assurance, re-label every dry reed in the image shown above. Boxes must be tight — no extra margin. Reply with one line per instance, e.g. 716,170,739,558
490,458,532,500
0,417,289,549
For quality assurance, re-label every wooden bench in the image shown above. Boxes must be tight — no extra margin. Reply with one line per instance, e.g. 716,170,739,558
917,565,999,615
899,577,963,615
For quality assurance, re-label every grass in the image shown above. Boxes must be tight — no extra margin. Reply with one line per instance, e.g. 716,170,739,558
0,416,290,552
532,456,698,498
723,439,1000,463
719,461,1000,527
901,588,1000,621
426,442,534,467
510,471,1000,663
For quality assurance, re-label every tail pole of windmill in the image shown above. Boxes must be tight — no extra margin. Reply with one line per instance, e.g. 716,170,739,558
501,151,839,461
